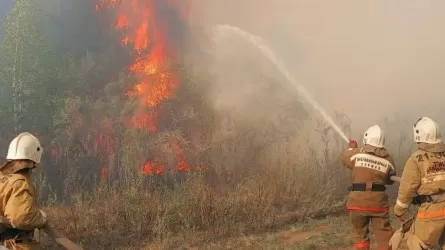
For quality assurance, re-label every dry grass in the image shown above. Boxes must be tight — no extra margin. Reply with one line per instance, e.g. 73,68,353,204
36,99,416,250
37,136,350,249
41,164,347,249
36,117,418,249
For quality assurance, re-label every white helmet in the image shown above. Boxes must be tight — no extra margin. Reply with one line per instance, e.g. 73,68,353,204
363,125,385,148
6,132,42,164
413,117,441,144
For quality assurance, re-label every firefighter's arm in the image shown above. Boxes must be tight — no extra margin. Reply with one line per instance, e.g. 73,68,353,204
386,157,397,185
341,140,359,169
4,179,47,230
394,156,420,217
341,148,356,169
341,147,360,170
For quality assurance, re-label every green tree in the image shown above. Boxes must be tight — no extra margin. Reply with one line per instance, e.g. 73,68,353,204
0,0,60,136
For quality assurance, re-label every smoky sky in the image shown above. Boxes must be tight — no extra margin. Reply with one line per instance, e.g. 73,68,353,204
7,0,445,140
190,0,445,137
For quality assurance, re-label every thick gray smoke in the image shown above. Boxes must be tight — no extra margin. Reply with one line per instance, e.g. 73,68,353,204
189,0,445,142
22,0,445,162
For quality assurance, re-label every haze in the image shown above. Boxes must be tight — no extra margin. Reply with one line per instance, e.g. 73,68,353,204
189,0,445,138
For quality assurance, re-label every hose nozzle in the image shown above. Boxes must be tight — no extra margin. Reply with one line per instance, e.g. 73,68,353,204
348,139,358,148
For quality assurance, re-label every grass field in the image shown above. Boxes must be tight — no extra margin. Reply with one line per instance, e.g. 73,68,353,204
34,118,415,250
38,172,411,249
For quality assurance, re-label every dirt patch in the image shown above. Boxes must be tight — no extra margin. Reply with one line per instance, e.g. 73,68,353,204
325,247,354,250
276,225,331,245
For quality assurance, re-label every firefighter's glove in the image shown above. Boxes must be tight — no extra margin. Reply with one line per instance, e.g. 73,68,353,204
348,139,358,148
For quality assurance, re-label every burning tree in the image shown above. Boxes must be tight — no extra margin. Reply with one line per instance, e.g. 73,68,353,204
34,0,210,194
37,0,307,199
94,0,210,178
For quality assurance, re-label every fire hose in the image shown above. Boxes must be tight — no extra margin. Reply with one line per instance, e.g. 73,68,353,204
0,216,84,250
387,175,417,249
386,177,416,250
390,176,401,182
40,225,84,250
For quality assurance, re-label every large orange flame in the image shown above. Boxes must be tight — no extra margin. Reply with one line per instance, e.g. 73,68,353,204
96,0,204,177
98,0,178,131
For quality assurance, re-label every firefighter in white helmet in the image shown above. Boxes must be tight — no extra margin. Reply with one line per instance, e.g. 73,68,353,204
0,132,47,250
342,125,396,250
394,117,445,249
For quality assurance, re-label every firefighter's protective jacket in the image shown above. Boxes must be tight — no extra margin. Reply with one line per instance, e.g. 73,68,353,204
0,172,47,230
394,142,445,219
342,145,397,211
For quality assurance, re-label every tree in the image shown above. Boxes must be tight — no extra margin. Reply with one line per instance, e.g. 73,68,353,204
0,0,60,136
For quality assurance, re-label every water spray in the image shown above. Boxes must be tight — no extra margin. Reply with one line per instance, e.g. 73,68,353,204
212,24,350,143
211,25,402,183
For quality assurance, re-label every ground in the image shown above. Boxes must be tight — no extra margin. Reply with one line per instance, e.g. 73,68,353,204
40,214,352,249
40,211,411,249
39,186,411,249
39,212,413,250
191,215,355,250
135,214,403,250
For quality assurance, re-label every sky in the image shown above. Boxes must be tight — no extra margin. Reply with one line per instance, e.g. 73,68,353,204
188,0,445,138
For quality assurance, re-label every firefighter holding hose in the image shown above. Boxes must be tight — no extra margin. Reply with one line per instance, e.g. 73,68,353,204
342,125,396,250
0,132,48,249
394,117,445,249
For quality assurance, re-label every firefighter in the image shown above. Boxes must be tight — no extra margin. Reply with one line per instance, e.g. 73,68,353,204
0,132,48,250
342,125,396,250
394,117,445,249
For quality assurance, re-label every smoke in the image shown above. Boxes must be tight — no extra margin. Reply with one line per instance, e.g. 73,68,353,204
11,0,445,172
210,29,307,133
188,0,445,140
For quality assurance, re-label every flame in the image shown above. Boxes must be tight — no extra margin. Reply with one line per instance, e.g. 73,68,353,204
116,14,128,30
96,0,207,177
101,167,108,180
98,0,178,131
127,111,158,132
139,140,209,176
172,142,190,172
142,161,164,176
